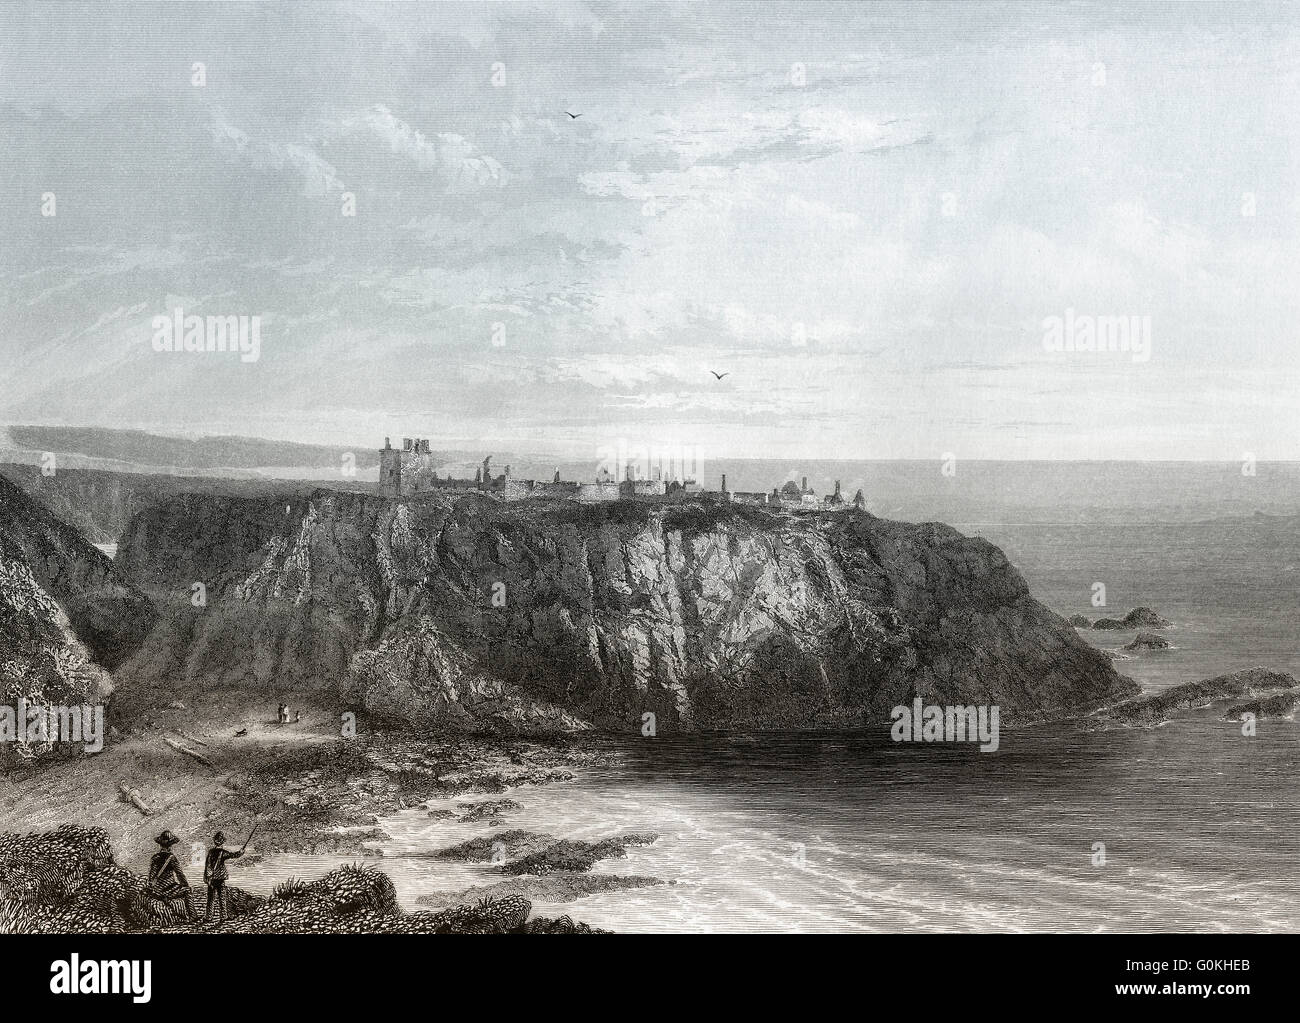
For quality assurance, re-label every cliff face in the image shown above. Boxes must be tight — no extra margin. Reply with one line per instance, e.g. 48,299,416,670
116,490,1137,732
0,477,155,762
0,475,154,670
0,464,352,545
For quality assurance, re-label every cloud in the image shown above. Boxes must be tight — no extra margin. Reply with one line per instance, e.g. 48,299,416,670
2,2,1300,459
795,108,889,150
210,109,344,196
339,105,508,188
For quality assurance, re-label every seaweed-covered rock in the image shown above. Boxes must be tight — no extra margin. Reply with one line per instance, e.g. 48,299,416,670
501,833,659,876
1082,668,1299,731
418,873,666,909
523,913,604,934
218,872,542,934
456,798,521,823
1124,632,1171,651
1223,691,1300,721
1093,607,1171,630
316,864,398,916
422,893,532,934
429,830,556,862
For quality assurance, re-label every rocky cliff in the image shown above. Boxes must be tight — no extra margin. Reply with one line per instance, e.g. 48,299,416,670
0,464,354,545
0,475,154,670
0,476,155,762
114,489,1137,733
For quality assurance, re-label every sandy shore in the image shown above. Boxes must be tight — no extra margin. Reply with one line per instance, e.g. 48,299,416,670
0,686,607,878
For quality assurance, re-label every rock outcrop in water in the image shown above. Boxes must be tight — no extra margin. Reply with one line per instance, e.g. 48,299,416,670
1223,691,1300,721
1093,607,1171,630
114,490,1137,732
1124,632,1171,651
1081,667,1298,730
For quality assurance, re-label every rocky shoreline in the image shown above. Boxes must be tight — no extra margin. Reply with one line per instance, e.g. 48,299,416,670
205,728,612,861
9,667,1300,932
1078,667,1299,731
0,683,684,934
0,824,606,934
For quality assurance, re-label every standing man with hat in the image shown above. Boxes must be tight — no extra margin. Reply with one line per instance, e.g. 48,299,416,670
146,830,199,922
204,829,250,924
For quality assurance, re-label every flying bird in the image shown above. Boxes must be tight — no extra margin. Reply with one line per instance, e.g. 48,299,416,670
565,111,582,119
710,371,730,380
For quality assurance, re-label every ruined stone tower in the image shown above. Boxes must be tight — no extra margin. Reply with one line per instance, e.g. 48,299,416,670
379,436,403,497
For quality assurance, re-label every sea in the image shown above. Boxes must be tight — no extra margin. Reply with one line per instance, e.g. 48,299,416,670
242,460,1300,932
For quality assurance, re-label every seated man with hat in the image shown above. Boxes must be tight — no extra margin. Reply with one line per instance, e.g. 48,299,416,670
145,830,200,922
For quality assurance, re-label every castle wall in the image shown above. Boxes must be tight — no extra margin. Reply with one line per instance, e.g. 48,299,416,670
379,437,859,512
379,448,404,497
620,479,666,498
504,479,581,501
400,450,439,494
577,481,621,503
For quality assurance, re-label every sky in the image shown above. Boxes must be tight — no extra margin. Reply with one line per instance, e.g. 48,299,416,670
1,1,1299,462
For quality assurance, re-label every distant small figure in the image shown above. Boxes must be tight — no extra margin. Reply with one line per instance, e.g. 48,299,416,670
710,370,730,380
277,703,289,724
565,111,582,119
293,710,302,723
234,727,248,737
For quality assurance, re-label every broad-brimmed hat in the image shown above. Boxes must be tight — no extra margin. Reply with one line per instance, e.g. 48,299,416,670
155,830,181,847
213,832,226,845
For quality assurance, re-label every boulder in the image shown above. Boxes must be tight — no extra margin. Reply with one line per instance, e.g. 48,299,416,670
1124,632,1171,651
1093,607,1171,630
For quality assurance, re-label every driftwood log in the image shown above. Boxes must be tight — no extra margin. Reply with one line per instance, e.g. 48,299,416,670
118,783,153,815
162,736,215,769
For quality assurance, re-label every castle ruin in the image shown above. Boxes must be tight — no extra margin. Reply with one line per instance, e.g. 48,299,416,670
378,436,866,513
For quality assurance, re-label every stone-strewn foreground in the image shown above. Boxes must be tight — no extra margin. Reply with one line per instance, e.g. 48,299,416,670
0,825,602,934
